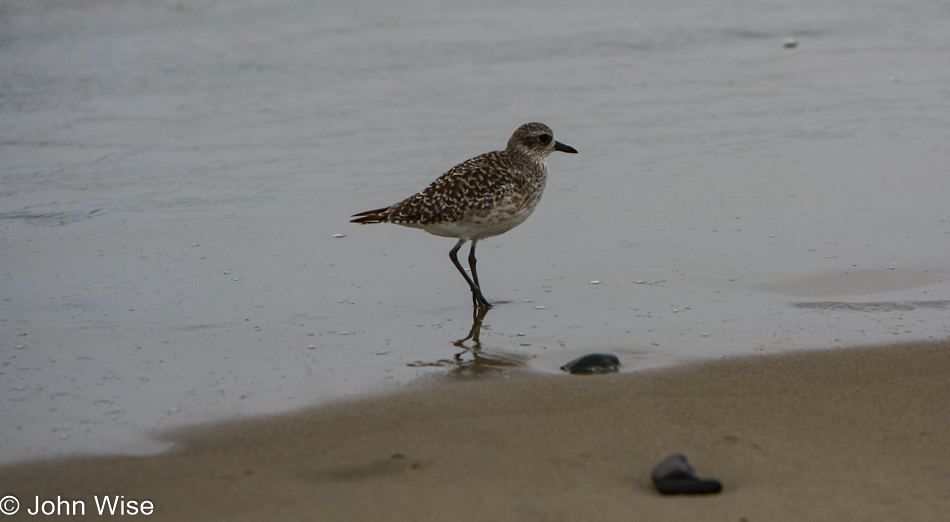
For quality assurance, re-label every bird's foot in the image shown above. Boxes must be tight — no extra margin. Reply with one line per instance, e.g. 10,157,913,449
472,293,493,309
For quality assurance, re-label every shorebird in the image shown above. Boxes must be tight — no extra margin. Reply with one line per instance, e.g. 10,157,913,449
351,122,577,308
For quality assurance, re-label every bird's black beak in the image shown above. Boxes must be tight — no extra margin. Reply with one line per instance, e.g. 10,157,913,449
554,141,578,154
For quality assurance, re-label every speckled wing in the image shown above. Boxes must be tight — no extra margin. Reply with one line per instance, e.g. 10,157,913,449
386,152,520,225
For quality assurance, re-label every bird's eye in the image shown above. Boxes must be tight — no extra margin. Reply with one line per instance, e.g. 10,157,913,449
538,134,552,144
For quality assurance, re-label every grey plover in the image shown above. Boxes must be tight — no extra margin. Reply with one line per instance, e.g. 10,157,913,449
351,122,577,308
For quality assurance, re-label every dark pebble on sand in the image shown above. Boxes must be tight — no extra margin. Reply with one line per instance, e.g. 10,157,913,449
559,353,620,374
652,453,723,495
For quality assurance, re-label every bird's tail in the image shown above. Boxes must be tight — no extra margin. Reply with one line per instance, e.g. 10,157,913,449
350,207,390,224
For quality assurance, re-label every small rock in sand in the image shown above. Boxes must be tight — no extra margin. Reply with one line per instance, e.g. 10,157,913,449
560,353,620,374
652,453,723,495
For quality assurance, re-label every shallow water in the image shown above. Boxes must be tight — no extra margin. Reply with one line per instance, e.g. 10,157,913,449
1,0,949,464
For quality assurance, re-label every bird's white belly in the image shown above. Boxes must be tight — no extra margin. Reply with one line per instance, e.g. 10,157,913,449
403,206,537,240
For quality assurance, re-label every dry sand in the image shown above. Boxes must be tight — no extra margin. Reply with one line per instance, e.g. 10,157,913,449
2,339,948,521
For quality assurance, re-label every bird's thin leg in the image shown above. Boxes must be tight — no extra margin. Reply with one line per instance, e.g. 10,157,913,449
449,239,477,298
468,240,481,290
468,240,492,308
449,239,492,308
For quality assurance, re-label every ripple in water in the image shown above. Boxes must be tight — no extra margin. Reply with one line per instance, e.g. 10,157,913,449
793,301,950,312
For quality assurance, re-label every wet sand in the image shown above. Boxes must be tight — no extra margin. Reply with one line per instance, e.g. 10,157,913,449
4,0,950,464
2,339,947,521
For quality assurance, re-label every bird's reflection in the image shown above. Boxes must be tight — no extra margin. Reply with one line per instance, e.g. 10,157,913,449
454,304,491,349
408,305,529,378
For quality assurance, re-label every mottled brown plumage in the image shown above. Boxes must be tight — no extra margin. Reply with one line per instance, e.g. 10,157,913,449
351,122,577,307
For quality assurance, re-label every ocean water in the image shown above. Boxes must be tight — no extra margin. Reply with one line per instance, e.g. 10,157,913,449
1,0,949,463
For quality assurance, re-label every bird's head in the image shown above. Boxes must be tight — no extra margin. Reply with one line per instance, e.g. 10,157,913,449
506,122,577,160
